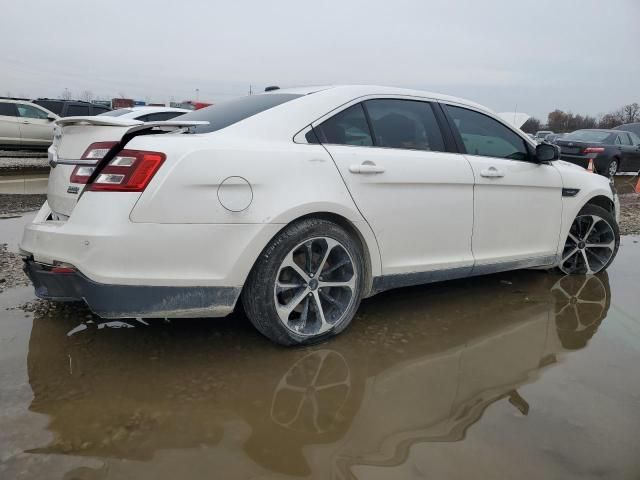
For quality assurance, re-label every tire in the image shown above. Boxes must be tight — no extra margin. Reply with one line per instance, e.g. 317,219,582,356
603,158,618,178
558,204,620,275
242,218,365,346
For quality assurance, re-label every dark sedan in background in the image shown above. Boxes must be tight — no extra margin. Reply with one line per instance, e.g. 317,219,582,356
556,129,640,177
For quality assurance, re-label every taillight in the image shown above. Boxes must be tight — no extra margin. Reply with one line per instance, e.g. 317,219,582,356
70,141,117,184
86,150,166,192
583,147,605,154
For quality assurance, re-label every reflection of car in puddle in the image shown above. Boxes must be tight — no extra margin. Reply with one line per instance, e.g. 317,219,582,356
26,272,610,478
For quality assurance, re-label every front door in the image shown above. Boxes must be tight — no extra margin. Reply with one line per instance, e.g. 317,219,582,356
443,104,563,271
0,102,21,146
315,99,475,281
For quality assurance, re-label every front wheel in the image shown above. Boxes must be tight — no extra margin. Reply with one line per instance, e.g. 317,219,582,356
604,158,618,178
242,219,364,346
558,204,620,275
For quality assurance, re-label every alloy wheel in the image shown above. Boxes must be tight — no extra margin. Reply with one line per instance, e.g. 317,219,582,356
273,237,357,336
608,160,618,177
559,215,616,274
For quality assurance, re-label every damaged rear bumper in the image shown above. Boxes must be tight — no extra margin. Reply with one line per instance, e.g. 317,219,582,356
23,258,240,319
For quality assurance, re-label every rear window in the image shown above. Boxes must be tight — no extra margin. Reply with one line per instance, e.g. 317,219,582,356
178,94,302,133
34,100,63,115
99,108,133,117
564,130,614,143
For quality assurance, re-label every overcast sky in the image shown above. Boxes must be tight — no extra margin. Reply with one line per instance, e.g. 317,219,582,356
2,0,638,120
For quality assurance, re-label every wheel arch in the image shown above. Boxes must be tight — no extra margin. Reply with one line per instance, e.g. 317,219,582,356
241,211,381,301
582,194,615,216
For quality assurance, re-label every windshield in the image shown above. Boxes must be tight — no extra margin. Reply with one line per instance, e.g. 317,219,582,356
563,130,614,143
99,108,133,117
178,94,303,133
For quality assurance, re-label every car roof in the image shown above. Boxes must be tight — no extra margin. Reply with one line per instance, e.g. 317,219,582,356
272,84,492,114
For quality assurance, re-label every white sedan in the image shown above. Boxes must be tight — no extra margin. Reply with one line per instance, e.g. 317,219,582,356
21,86,620,345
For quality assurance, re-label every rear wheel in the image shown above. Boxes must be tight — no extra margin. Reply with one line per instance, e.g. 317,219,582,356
604,158,618,178
558,204,619,275
242,219,364,346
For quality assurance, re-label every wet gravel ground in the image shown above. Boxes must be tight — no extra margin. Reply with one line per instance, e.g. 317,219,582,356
0,152,48,176
619,193,640,235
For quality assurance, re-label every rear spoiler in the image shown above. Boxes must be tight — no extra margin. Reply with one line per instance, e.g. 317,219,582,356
55,116,208,130
50,118,209,166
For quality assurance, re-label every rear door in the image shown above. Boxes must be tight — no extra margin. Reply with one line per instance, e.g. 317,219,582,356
0,102,21,146
15,103,54,146
627,132,640,172
615,132,637,172
443,104,563,271
315,98,475,281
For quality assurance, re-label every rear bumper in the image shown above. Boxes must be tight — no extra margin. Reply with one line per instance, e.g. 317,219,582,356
23,258,240,318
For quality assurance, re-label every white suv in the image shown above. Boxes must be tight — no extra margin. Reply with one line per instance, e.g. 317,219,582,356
20,86,620,345
0,98,58,148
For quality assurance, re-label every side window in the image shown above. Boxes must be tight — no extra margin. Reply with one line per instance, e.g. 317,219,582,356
0,102,17,116
16,104,50,120
66,104,90,116
446,105,529,160
315,104,373,146
364,99,446,152
629,132,640,145
92,106,110,114
618,133,632,145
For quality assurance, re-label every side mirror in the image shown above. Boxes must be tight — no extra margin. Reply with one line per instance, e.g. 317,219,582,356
47,114,56,121
536,142,559,162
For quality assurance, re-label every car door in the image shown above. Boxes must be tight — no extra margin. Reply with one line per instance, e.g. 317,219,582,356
314,98,475,282
15,103,55,146
0,102,21,146
626,132,640,172
615,132,636,172
443,104,563,271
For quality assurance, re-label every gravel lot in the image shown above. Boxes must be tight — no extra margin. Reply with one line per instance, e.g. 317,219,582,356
0,153,48,176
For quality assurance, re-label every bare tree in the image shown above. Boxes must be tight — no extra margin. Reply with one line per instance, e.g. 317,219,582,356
118,91,127,99
622,103,640,124
521,117,541,134
61,88,72,100
80,90,94,102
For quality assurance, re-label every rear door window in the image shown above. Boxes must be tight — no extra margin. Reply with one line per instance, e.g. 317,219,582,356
364,99,445,152
314,104,373,146
446,105,529,160
618,133,632,145
0,102,17,116
66,104,91,116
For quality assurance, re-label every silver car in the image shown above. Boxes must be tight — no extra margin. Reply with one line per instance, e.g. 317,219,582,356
0,98,58,148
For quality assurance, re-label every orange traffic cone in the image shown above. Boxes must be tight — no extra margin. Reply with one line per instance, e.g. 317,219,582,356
587,159,595,173
634,175,640,194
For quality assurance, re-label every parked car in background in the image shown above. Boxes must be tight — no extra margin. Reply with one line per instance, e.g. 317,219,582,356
33,99,110,117
98,106,190,122
544,133,565,144
613,122,640,137
23,86,620,346
535,130,554,141
0,97,58,148
556,129,640,177
44,106,190,219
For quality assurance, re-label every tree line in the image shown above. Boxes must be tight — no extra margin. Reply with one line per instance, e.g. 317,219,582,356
521,103,640,133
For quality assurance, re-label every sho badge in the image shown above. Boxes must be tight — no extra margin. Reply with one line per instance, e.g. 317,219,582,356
67,186,79,195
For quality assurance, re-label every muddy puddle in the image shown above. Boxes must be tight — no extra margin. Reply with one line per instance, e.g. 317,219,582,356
1,213,640,479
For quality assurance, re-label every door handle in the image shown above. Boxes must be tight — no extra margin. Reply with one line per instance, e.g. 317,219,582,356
21,121,30,124
349,161,385,174
480,166,505,178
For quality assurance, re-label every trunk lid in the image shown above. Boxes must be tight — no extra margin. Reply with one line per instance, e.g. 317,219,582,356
47,117,206,218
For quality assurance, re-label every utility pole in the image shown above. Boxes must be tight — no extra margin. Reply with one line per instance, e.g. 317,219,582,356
195,88,199,101
249,84,253,96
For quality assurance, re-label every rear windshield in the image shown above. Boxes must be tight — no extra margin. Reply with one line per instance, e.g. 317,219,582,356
563,130,614,143
99,108,133,117
178,94,302,133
